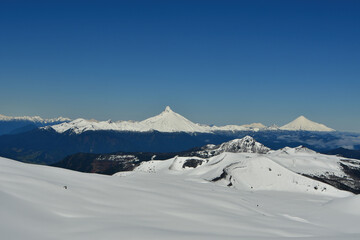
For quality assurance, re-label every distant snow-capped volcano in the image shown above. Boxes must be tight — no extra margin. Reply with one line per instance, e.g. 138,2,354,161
280,116,335,132
47,107,335,134
139,106,211,132
50,106,211,133
50,106,268,134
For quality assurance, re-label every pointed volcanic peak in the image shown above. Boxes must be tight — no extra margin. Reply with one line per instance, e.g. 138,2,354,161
50,106,211,134
280,115,335,132
140,106,210,133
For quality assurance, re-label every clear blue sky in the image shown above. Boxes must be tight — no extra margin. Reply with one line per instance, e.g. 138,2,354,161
0,0,359,132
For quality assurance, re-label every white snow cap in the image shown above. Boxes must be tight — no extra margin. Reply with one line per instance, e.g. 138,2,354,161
280,115,335,132
140,106,210,133
0,114,70,123
164,106,172,112
48,107,335,134
51,106,211,134
49,106,270,134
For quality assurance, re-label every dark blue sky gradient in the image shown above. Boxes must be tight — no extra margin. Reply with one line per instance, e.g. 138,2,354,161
0,0,359,131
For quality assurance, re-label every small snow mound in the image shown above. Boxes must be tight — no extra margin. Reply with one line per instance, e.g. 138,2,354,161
294,146,316,154
276,146,316,155
211,155,349,196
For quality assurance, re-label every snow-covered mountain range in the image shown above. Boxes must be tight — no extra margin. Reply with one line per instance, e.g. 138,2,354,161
131,136,360,194
0,114,70,135
53,136,360,193
48,106,335,134
0,114,70,123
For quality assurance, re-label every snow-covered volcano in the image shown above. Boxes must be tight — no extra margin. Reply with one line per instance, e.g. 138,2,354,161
48,108,335,134
51,106,211,133
280,115,335,132
139,106,210,132
49,106,266,134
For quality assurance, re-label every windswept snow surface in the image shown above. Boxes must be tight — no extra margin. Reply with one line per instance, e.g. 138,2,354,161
280,116,335,132
269,146,345,176
135,152,349,196
1,154,360,239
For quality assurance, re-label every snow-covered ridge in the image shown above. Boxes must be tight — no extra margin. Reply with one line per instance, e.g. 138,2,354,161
134,149,351,196
280,115,334,132
49,106,335,134
50,107,212,134
188,136,271,158
131,136,360,194
0,114,70,123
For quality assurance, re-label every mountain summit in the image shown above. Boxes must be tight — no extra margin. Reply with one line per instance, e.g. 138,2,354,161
139,106,209,132
280,116,335,132
51,106,211,133
48,108,335,134
188,136,271,158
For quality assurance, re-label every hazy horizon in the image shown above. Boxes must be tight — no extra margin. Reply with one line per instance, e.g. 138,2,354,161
0,105,356,133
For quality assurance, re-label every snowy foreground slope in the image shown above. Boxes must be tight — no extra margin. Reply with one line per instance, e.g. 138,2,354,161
1,155,360,240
